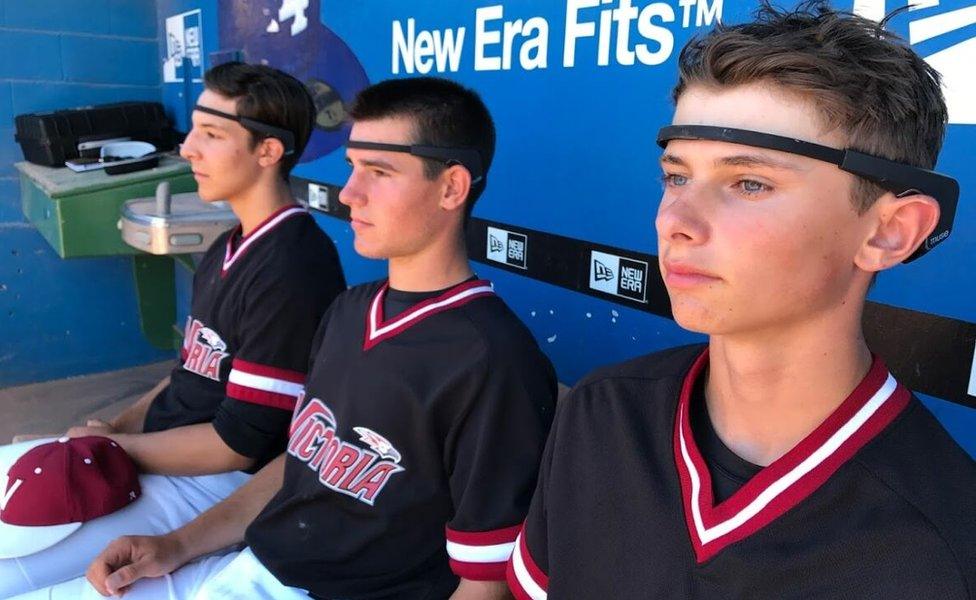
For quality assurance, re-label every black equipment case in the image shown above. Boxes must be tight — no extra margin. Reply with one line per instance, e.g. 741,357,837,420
14,101,180,167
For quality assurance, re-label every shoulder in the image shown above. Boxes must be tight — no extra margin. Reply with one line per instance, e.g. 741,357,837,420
196,228,234,270
247,216,344,290
263,213,341,273
337,280,386,304
856,398,976,589
456,291,543,357
551,344,703,422
321,280,386,318
573,343,703,393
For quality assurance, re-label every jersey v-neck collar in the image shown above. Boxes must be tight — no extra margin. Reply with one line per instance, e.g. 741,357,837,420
673,349,910,563
363,279,495,351
221,204,306,276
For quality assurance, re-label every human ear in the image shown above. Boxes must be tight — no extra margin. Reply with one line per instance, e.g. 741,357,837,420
257,137,286,168
438,164,472,213
854,192,940,271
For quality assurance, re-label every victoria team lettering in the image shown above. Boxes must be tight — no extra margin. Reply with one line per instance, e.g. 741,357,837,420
288,396,405,506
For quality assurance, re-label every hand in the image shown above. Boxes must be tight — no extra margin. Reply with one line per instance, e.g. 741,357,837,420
86,534,188,597
67,419,117,439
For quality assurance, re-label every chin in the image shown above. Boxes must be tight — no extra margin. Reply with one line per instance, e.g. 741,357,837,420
351,239,386,260
669,299,722,335
196,188,224,203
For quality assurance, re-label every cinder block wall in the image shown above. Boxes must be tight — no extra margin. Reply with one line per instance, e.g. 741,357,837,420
0,0,172,387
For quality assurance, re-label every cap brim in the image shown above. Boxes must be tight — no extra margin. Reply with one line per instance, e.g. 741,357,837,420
0,438,81,559
0,520,82,558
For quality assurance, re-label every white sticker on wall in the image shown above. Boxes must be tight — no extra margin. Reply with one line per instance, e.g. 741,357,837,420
968,342,976,398
163,9,204,83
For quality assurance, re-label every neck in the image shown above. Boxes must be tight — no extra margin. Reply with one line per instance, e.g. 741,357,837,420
388,232,473,292
704,307,872,467
227,176,294,236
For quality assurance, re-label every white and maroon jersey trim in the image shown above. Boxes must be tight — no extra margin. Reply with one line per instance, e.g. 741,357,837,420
362,279,496,351
508,529,549,600
673,350,911,563
445,524,520,581
226,358,306,411
221,205,307,275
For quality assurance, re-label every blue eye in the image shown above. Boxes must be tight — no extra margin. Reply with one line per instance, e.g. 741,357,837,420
737,179,771,195
662,174,688,187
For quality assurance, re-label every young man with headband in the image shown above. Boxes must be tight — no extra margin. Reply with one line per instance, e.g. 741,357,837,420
0,62,346,595
508,3,975,598
19,77,555,600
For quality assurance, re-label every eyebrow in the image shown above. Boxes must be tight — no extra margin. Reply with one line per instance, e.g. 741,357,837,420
718,154,804,171
192,119,230,132
660,153,687,167
345,154,400,172
660,152,804,172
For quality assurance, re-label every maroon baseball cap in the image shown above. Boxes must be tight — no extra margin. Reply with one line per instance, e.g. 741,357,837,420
0,436,141,558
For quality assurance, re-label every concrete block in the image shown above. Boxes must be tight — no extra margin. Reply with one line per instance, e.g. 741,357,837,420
0,226,171,387
11,81,161,115
61,35,159,86
0,82,12,128
4,0,112,34
0,31,61,80
110,0,157,38
0,133,18,178
0,177,23,223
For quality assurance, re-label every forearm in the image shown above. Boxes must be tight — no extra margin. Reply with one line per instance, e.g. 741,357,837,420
111,376,170,433
110,422,254,475
450,579,513,600
169,453,285,562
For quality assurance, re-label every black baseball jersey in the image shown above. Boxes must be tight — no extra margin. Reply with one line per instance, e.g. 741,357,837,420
246,278,557,600
508,344,976,599
143,205,346,471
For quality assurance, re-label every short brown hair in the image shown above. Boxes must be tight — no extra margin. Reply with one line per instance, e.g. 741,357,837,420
348,77,496,220
204,62,315,180
673,1,947,212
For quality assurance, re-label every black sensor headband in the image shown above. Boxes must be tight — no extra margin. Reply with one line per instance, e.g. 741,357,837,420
657,125,958,262
194,104,296,156
345,140,485,185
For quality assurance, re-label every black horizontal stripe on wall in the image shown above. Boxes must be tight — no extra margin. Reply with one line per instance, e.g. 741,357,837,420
293,176,976,409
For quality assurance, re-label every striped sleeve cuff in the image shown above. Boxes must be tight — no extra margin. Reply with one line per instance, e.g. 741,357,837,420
506,528,548,600
445,524,521,581
226,358,305,410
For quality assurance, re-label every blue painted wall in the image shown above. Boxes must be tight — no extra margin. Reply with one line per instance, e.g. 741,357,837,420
0,0,172,387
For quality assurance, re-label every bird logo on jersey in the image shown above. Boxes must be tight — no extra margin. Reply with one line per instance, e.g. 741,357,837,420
197,327,227,352
353,427,402,463
287,398,405,506
180,317,230,382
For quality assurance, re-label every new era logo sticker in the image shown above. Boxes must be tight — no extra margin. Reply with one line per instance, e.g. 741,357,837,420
593,260,614,282
307,183,331,212
486,226,528,269
489,234,504,254
589,250,648,302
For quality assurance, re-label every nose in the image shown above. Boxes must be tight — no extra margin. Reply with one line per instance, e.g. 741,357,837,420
338,170,365,208
655,186,710,247
180,129,200,161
